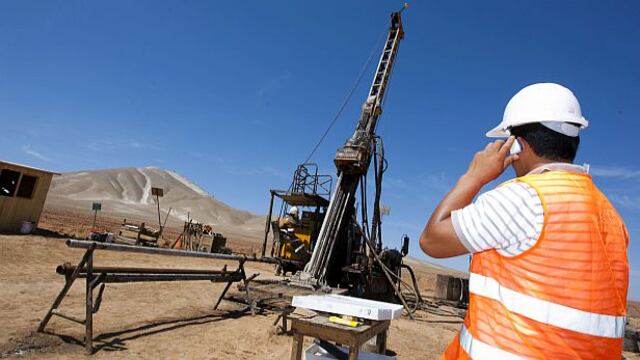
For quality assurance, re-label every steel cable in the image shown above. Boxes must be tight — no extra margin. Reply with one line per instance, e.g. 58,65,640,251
302,28,387,164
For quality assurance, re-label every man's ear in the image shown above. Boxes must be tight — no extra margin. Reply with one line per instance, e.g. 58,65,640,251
518,137,529,153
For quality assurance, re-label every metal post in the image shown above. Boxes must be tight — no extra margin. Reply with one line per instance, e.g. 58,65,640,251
156,194,162,230
239,262,255,316
214,282,234,310
311,204,321,250
263,191,275,257
85,250,94,354
91,203,101,230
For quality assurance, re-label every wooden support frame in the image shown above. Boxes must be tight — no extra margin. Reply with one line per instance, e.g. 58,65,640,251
289,315,389,360
37,243,95,334
37,240,254,354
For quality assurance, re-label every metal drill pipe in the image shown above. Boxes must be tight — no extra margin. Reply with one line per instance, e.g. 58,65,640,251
56,265,235,276
310,188,343,276
245,256,280,264
66,240,246,262
71,273,244,283
304,175,344,273
314,191,343,275
318,190,353,282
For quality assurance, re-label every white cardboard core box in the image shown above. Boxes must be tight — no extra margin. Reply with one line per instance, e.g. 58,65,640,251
291,294,403,321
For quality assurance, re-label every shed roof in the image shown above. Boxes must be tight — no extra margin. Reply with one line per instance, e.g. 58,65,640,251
0,160,61,175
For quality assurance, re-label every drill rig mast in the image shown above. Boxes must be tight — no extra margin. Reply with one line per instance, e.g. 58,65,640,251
292,9,406,294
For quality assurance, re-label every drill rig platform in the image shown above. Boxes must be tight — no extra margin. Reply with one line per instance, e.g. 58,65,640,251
261,163,333,276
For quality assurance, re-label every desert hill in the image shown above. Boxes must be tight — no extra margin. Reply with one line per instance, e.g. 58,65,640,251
44,167,264,233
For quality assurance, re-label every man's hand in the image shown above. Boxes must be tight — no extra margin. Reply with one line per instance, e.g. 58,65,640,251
465,136,519,186
419,136,519,258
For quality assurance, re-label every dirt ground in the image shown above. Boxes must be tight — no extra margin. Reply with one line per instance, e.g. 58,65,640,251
1,209,638,359
0,210,466,359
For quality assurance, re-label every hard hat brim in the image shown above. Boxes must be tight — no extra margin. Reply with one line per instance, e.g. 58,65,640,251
486,116,589,138
486,124,509,138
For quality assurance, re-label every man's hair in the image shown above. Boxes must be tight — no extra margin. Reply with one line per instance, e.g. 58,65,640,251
510,123,580,162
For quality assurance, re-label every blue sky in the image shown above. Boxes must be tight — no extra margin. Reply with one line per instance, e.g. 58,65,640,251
1,1,638,299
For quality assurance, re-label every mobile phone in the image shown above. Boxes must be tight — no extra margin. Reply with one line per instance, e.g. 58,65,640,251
510,139,522,155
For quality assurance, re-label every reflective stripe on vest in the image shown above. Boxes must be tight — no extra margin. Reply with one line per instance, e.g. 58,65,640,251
469,272,626,338
442,171,629,359
459,325,523,360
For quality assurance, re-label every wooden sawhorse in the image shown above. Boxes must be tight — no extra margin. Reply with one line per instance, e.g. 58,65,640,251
37,240,255,354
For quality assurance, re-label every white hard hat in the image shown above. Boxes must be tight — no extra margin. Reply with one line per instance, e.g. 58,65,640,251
288,206,299,216
486,83,589,138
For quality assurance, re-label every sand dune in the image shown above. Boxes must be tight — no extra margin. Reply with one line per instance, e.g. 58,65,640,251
45,167,263,231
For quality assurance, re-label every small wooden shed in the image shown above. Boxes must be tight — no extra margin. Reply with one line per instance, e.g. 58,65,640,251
0,160,59,233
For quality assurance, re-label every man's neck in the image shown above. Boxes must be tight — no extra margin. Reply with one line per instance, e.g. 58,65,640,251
525,159,571,174
524,161,589,176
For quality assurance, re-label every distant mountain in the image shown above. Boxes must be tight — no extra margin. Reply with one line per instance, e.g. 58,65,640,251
45,167,263,231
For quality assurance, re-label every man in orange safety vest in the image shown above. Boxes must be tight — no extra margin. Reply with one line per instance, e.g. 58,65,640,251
420,83,629,359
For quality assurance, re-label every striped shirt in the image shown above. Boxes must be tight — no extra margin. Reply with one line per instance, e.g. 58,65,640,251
451,163,589,257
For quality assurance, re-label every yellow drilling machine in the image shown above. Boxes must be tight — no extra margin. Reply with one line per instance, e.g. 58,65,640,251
259,6,422,314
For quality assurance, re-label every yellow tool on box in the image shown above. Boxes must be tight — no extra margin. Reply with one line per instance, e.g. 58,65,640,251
328,316,362,328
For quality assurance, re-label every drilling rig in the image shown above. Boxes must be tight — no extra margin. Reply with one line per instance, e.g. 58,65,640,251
262,7,416,305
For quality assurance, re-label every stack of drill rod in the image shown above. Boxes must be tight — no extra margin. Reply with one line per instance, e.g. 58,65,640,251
298,175,358,286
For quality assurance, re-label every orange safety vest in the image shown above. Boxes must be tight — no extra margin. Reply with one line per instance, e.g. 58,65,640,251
442,171,629,360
